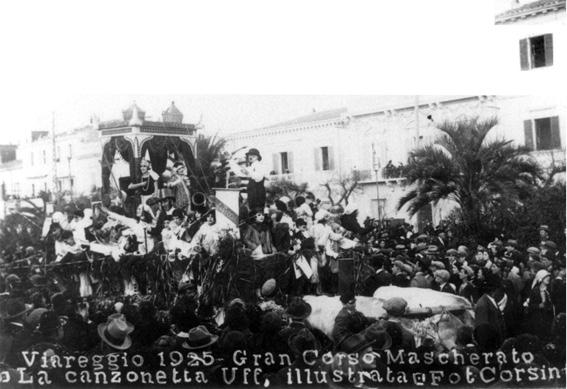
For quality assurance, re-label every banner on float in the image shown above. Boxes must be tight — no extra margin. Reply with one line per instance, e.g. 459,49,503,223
209,189,240,230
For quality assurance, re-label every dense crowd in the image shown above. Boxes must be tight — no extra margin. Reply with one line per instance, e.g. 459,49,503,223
0,153,565,387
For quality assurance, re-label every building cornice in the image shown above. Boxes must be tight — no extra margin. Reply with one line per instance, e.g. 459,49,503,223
495,0,566,24
226,118,347,141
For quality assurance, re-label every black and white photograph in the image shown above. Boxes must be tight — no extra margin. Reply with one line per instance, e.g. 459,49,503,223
0,1,565,388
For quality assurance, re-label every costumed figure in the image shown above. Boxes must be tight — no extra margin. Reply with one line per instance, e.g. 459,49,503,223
166,162,192,212
127,159,159,206
232,148,267,211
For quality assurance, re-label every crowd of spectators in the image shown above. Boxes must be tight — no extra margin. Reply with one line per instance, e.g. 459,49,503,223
0,168,565,387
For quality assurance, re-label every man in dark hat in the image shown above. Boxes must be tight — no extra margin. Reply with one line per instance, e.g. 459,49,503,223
382,297,415,351
0,299,33,366
361,256,393,296
279,297,313,343
411,257,432,289
332,293,369,348
474,277,507,347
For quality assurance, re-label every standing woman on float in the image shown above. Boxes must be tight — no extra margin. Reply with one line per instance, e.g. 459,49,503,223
242,148,268,210
166,161,191,212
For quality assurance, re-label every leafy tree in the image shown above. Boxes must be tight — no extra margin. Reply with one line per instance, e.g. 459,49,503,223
398,116,541,239
321,170,362,206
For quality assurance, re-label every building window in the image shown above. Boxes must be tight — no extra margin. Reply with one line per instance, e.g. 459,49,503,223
272,151,294,174
68,144,72,159
30,152,34,166
520,34,553,71
31,184,35,197
42,150,46,164
524,116,561,151
281,152,289,173
315,146,334,171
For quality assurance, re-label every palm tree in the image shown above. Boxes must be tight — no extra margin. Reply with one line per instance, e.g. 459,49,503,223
397,116,541,237
192,133,228,194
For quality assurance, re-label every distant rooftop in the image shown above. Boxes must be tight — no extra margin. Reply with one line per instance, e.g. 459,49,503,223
496,0,565,23
264,107,348,129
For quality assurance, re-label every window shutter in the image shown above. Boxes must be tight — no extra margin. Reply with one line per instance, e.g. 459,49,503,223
523,120,534,150
288,151,294,173
272,153,280,174
550,116,561,149
328,146,335,170
314,148,321,171
544,34,553,67
519,39,529,71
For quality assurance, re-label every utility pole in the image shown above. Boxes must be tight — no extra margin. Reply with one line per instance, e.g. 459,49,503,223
415,95,420,147
372,142,381,221
51,112,58,197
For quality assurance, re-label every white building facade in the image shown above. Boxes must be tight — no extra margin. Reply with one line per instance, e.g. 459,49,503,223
226,95,566,227
494,0,565,86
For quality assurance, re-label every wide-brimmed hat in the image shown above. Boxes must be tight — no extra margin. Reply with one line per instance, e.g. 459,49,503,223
363,323,392,351
382,297,407,317
285,298,312,320
527,247,540,255
97,313,134,350
245,148,262,161
539,225,549,232
182,325,219,350
446,248,458,256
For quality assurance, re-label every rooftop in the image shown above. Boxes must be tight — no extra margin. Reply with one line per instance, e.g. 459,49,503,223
264,107,348,129
496,0,566,23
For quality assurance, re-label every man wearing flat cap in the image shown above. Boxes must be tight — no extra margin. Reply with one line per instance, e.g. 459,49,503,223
382,297,416,351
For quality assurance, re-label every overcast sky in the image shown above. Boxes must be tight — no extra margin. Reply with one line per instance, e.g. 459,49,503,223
1,0,559,146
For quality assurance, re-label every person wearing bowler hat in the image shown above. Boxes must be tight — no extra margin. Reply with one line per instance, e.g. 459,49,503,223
279,297,314,344
97,313,135,353
235,148,268,211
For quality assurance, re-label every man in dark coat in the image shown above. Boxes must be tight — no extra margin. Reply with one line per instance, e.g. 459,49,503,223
474,279,507,348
